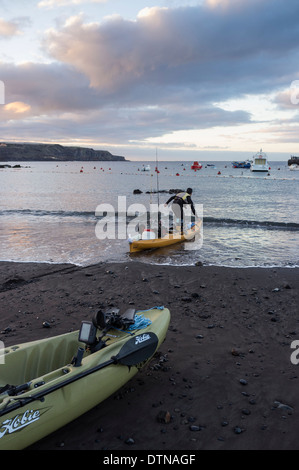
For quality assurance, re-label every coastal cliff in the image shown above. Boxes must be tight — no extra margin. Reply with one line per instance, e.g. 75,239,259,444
0,143,126,162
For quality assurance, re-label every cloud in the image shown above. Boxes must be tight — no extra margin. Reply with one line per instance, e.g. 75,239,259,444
0,61,101,113
2,0,299,153
4,101,31,113
38,0,107,8
0,18,21,37
0,57,251,143
42,0,299,102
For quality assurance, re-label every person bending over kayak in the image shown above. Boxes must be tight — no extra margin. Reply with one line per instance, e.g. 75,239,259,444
164,188,196,234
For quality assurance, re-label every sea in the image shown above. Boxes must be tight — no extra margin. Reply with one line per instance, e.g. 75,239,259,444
0,160,298,269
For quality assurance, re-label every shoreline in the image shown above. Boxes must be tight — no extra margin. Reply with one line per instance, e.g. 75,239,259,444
1,257,299,270
1,260,299,450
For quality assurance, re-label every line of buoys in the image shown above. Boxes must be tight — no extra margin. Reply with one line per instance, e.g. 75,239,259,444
76,165,293,181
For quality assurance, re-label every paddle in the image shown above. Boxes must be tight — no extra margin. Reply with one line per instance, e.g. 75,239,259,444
0,332,159,416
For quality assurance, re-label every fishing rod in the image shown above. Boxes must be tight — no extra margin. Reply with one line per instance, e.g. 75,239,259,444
155,148,162,235
155,147,160,207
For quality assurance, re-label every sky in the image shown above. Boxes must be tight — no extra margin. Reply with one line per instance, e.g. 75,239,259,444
0,0,299,161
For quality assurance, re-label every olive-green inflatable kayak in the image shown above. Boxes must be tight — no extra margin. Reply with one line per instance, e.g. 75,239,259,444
0,306,170,450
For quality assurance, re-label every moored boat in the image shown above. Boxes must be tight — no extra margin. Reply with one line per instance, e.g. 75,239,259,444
288,155,299,166
289,163,299,171
129,220,202,253
191,161,202,171
141,165,151,171
0,306,170,449
250,149,270,172
232,161,251,169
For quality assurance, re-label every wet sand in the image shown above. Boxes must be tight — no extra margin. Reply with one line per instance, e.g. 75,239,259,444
0,260,299,451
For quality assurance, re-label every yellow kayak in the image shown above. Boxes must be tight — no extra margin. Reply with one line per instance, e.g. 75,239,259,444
129,220,202,253
0,306,170,450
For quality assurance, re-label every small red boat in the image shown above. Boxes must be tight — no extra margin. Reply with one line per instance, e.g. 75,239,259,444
191,161,202,171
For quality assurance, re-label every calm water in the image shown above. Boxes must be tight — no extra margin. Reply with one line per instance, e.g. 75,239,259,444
0,160,298,268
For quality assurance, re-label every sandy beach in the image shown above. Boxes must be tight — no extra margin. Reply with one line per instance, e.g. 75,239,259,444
0,260,299,451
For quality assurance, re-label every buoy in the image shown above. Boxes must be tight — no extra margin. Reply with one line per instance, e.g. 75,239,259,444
217,171,221,175
176,173,180,176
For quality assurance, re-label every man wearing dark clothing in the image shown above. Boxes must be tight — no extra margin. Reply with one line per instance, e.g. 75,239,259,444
165,188,196,234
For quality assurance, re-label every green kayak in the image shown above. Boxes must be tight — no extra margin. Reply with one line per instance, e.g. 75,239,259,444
0,306,170,450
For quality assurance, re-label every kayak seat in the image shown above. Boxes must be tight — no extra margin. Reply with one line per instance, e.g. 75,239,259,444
0,333,80,386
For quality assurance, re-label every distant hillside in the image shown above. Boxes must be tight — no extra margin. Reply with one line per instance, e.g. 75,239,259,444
0,143,126,162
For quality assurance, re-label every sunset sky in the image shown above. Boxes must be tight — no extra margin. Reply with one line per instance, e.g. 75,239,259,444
0,0,299,161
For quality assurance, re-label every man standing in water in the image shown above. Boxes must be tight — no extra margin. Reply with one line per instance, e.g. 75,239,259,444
164,188,196,234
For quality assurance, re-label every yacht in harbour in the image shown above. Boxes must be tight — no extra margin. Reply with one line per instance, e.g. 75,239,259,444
250,149,270,172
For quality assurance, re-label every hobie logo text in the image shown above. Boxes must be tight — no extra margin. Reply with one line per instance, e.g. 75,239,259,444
0,409,41,439
135,334,151,345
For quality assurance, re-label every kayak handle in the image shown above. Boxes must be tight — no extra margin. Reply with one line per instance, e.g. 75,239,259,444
72,347,85,367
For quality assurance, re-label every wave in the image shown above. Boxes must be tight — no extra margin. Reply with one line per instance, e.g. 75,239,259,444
0,209,97,219
203,216,299,231
1,209,299,231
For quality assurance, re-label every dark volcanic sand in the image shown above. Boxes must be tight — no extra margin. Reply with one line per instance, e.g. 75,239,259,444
0,260,298,451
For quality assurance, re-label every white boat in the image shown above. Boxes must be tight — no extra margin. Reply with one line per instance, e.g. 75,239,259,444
250,149,270,172
141,165,150,171
289,164,299,171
